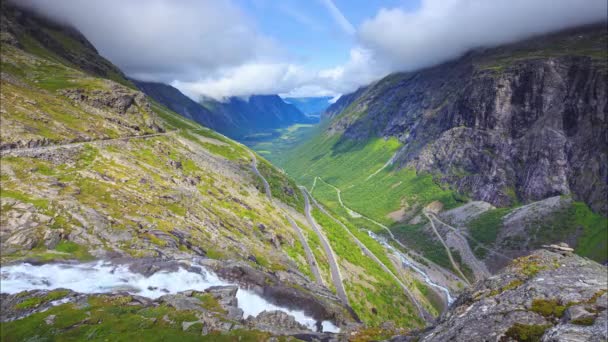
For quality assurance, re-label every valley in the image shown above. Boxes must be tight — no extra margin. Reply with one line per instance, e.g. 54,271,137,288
1,1,607,341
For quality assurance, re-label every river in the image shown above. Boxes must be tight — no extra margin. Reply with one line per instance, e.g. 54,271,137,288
0,260,339,332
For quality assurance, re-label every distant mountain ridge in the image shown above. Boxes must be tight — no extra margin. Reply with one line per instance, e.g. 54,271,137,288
282,97,333,118
134,80,314,139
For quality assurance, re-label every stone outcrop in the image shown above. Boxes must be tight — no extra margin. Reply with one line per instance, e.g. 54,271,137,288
392,249,608,341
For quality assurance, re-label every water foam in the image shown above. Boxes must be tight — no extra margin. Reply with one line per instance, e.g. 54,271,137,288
0,261,339,333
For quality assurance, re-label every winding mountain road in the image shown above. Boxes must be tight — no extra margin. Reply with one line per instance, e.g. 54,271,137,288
300,187,350,306
307,191,430,321
428,212,513,262
424,211,471,286
250,152,272,199
286,216,324,286
315,177,464,286
249,153,325,287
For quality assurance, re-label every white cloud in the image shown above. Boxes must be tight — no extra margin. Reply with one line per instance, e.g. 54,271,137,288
16,0,608,99
19,0,279,83
359,0,608,72
174,48,386,100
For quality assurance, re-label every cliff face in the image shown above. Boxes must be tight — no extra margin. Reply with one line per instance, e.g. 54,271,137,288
327,25,607,214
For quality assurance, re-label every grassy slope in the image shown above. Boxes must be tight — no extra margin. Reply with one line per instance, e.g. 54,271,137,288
0,25,310,274
468,201,608,262
311,207,423,328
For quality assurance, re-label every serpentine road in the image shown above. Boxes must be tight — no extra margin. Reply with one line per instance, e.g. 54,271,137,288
300,187,350,306
306,191,429,321
424,211,471,286
250,152,272,199
286,216,324,286
249,153,324,286
315,177,465,286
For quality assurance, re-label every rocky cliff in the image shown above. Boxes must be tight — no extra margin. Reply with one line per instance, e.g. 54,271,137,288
326,24,608,215
393,247,608,341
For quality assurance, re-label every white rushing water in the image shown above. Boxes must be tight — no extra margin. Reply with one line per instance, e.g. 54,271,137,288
0,261,339,333
367,231,454,305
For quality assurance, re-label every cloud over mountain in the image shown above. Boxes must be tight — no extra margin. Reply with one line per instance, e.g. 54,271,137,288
18,0,608,99
359,0,608,72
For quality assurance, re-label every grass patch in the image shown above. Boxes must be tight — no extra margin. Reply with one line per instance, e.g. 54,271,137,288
504,323,551,342
14,290,70,310
467,208,511,258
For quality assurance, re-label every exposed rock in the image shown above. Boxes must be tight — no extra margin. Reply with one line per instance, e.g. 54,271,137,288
325,25,607,215
246,310,309,333
159,294,206,312
44,314,56,325
392,249,608,342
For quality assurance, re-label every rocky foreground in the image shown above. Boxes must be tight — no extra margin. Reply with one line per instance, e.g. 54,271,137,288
1,248,606,341
394,247,608,342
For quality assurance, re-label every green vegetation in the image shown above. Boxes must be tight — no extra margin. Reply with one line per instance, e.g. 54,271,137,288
543,201,608,262
504,323,551,342
571,317,596,326
478,29,608,73
468,208,511,258
531,299,566,318
256,157,304,212
54,241,93,260
14,290,70,310
243,123,317,161
488,279,524,297
312,208,421,328
1,296,280,341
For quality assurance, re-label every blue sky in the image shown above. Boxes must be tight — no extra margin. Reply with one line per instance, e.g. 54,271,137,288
236,0,420,70
21,0,607,100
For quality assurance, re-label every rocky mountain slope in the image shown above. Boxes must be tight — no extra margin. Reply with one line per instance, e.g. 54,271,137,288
0,2,438,339
131,80,223,132
278,24,607,276
325,24,607,215
395,247,608,342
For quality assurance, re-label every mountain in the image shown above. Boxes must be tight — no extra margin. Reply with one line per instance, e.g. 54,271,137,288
133,79,315,139
131,80,227,131
199,95,315,139
325,24,607,214
282,96,333,118
0,2,359,339
278,24,607,276
0,2,436,339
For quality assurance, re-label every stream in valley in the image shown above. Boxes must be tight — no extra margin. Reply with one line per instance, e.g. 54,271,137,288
0,260,339,332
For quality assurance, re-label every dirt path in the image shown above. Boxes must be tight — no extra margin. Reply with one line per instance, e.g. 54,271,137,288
429,213,513,262
300,187,350,306
0,131,175,157
424,211,471,286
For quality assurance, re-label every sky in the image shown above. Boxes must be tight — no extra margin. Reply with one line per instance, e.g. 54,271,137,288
18,0,608,100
